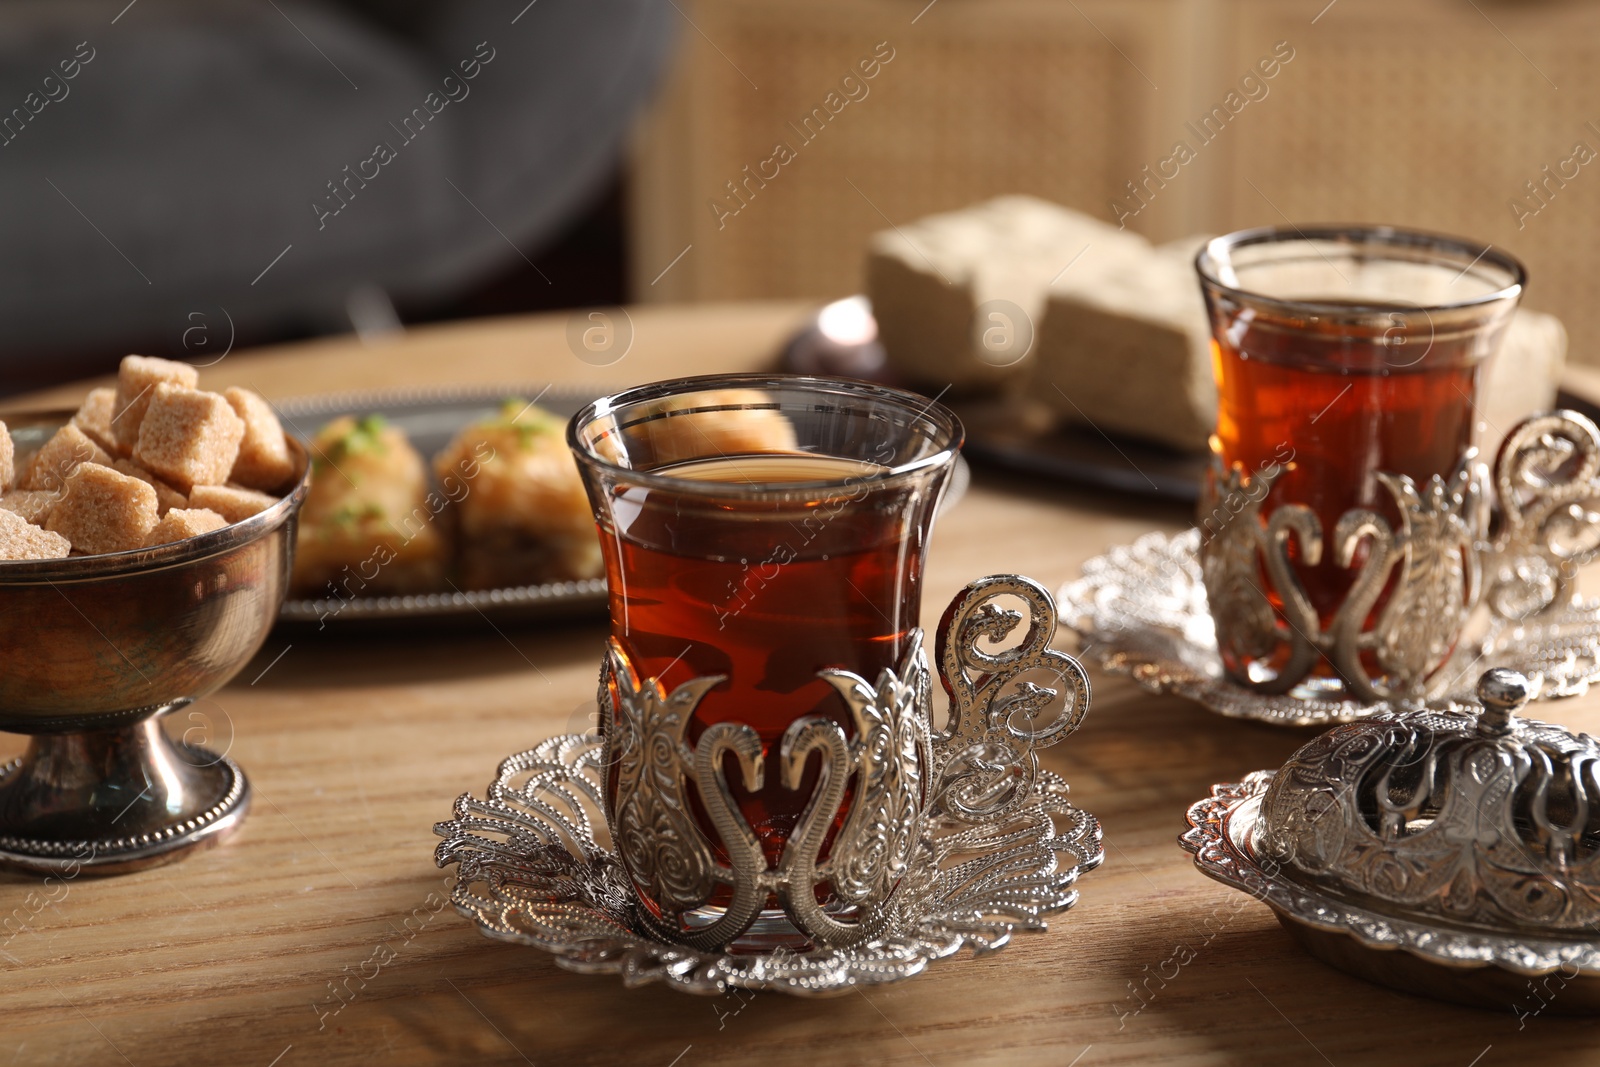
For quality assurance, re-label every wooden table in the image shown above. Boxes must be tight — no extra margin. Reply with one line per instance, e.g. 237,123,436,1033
5,302,1599,1066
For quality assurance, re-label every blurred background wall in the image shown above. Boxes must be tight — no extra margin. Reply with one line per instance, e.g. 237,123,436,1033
631,0,1600,362
3,0,1596,392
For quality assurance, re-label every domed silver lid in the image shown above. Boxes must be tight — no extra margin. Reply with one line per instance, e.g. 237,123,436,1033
1258,669,1600,933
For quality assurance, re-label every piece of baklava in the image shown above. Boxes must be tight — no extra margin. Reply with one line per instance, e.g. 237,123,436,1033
433,400,600,590
636,388,799,466
291,415,448,597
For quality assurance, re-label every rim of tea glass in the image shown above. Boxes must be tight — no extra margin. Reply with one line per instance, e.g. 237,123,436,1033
1194,224,1527,318
566,372,965,497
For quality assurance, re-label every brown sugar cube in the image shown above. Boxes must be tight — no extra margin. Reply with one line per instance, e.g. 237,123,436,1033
45,462,159,555
0,508,71,560
113,356,199,452
132,385,244,492
0,419,13,491
22,424,113,492
110,459,187,516
1,490,61,525
72,387,120,454
224,388,294,490
13,449,38,492
187,483,275,523
142,507,228,548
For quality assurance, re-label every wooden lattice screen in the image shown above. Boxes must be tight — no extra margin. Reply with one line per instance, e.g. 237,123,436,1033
632,0,1600,363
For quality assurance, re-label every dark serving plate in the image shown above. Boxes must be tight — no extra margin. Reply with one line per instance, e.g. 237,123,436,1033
780,296,1600,506
274,384,609,632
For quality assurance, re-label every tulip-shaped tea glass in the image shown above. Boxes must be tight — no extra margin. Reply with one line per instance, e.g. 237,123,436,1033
570,375,968,951
1195,226,1525,702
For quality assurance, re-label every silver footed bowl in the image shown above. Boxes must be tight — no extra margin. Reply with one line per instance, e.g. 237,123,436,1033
0,411,311,874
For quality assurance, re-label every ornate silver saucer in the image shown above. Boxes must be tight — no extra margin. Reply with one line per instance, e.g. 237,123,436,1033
434,576,1103,995
1181,670,1600,1014
1060,528,1600,727
1063,410,1600,726
433,733,1101,996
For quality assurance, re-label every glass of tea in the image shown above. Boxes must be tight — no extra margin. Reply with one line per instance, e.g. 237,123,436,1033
1195,226,1525,699
568,374,961,946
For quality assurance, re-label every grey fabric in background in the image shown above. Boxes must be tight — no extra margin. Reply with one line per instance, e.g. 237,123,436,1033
0,0,674,376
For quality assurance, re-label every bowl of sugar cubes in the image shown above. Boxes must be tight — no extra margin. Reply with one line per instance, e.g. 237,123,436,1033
0,356,309,876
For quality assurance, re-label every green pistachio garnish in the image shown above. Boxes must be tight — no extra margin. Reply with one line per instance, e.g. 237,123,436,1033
327,413,389,462
486,399,557,451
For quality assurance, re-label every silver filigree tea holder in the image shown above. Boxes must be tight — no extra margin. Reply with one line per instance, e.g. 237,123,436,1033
433,576,1104,995
1062,410,1600,725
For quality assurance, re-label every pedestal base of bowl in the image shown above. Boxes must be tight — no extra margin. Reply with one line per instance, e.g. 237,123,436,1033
0,713,251,875
1278,917,1600,1016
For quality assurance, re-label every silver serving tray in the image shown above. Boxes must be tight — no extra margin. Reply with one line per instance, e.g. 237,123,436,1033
274,383,969,631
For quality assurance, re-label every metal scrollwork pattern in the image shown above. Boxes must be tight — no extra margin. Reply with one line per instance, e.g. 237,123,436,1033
1333,464,1482,697
1182,774,1600,982
931,575,1091,823
587,574,1095,953
1485,409,1600,620
603,635,933,951
1181,672,1600,985
1257,671,1600,933
603,643,718,908
772,638,933,947
1061,528,1600,726
603,643,764,951
811,650,932,910
1197,453,1482,703
433,734,1102,996
1061,410,1600,722
434,573,1097,977
1197,462,1320,692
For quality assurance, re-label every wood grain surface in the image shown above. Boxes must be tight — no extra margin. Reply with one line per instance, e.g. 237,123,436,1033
3,302,1599,1067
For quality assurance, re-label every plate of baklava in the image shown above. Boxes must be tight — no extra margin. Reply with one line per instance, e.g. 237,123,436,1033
270,385,611,630
272,382,968,631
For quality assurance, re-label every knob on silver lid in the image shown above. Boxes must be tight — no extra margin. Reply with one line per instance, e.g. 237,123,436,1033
1475,667,1531,737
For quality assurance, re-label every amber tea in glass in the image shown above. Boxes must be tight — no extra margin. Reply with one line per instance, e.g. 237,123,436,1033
568,375,961,937
1195,227,1525,696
